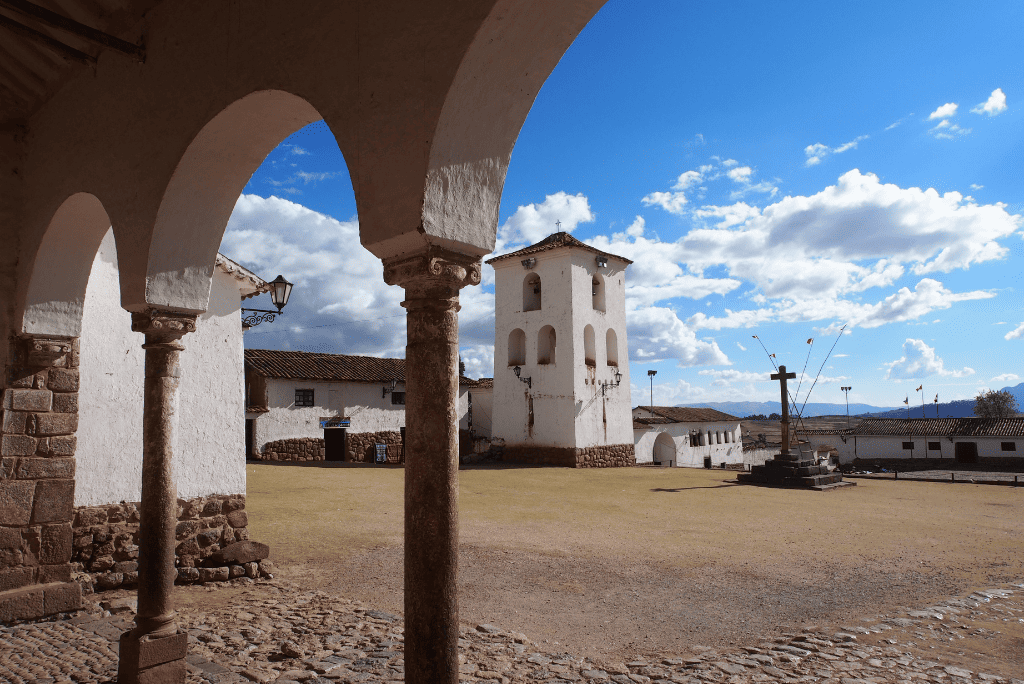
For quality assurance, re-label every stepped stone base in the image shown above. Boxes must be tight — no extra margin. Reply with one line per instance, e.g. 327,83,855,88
738,454,856,491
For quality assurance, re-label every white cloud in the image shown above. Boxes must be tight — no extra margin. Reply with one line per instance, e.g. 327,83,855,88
290,146,310,155
674,170,703,190
970,184,984,190
1005,322,1024,340
459,344,495,380
972,88,1007,116
804,136,868,166
295,171,339,183
626,306,730,367
641,190,688,215
494,191,594,253
991,373,1020,384
222,194,409,356
884,339,975,379
929,119,971,139
929,103,959,120
727,166,753,183
736,342,747,351
625,216,646,238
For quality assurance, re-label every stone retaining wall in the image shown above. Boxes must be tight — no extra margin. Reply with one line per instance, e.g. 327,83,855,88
346,430,403,463
259,437,325,462
71,494,254,593
0,335,82,622
496,443,635,468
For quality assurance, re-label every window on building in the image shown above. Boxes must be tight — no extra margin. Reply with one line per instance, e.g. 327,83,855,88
928,441,941,451
1001,441,1016,451
391,392,406,406
583,324,596,367
295,389,314,407
902,441,914,450
538,325,556,365
606,328,618,366
508,328,526,366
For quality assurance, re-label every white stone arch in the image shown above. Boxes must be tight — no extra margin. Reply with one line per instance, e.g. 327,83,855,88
653,431,676,466
20,192,115,336
140,90,332,313
523,272,542,311
583,324,596,367
605,328,619,366
538,325,557,365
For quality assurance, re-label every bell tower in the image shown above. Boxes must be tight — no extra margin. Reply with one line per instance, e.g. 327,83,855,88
487,232,635,467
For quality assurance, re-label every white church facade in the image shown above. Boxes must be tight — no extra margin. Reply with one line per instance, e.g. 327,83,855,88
632,406,744,468
487,232,635,467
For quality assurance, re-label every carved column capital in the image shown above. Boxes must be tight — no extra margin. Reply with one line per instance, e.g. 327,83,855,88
131,310,198,349
20,335,74,366
382,247,482,292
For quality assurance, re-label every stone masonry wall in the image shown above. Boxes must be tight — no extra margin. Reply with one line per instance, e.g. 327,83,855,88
71,494,262,592
346,430,403,463
0,335,82,622
496,443,635,468
259,437,325,462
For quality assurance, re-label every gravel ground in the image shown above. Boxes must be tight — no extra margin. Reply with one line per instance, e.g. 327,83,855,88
848,470,1024,483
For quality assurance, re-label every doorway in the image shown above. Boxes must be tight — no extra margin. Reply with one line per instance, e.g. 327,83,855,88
653,432,675,467
325,428,346,462
954,441,978,464
245,419,254,460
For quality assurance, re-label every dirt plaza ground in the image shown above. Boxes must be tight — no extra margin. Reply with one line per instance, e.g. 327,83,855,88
229,462,1024,665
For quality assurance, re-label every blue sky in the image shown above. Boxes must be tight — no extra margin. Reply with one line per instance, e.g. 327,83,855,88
223,0,1024,410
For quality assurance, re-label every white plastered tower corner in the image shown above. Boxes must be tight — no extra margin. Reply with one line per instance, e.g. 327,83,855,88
488,232,635,467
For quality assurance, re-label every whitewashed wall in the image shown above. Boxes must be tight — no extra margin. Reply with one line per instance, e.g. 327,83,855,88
491,247,632,449
461,385,493,438
77,230,248,506
251,378,473,448
632,420,743,468
850,435,1022,461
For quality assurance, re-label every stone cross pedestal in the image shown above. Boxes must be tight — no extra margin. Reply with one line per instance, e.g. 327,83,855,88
770,365,796,455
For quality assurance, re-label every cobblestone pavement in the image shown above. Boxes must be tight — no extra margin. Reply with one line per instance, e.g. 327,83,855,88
2,578,1022,684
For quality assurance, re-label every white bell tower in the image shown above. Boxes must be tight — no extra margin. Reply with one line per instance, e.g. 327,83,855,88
487,232,634,467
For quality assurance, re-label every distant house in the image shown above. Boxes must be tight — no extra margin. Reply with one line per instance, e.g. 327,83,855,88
801,418,1024,464
632,406,743,468
244,349,481,463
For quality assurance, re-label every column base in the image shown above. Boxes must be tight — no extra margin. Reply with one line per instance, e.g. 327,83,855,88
117,630,188,684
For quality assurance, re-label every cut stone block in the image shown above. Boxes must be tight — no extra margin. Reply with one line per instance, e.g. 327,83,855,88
16,456,75,480
2,389,52,412
0,480,36,525
31,479,75,524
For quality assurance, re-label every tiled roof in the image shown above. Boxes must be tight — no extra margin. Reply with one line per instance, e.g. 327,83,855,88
473,378,494,389
852,418,1024,437
485,232,633,266
798,428,852,435
633,406,740,424
245,349,477,386
215,254,271,299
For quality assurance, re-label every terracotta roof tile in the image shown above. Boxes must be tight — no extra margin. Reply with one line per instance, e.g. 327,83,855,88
633,406,740,423
852,418,1024,437
245,349,477,385
485,232,632,266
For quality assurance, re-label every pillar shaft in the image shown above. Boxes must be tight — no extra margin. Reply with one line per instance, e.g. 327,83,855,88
119,309,196,684
384,249,481,684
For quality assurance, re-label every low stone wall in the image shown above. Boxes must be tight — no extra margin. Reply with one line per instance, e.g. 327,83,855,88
347,430,403,463
259,437,325,462
71,493,255,593
497,443,635,468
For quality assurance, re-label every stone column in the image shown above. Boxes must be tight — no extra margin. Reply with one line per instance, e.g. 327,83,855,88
118,309,197,684
384,248,481,684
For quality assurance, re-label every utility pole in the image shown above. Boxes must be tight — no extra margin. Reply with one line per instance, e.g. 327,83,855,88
841,386,852,428
647,370,657,417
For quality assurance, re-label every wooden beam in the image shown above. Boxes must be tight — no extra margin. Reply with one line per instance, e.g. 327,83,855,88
0,0,144,61
0,11,94,65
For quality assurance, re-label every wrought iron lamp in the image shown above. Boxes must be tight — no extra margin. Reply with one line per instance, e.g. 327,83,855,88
512,365,531,389
382,378,398,398
241,274,294,328
600,369,623,395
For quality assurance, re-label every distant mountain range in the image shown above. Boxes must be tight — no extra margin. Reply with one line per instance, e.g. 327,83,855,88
678,382,1024,419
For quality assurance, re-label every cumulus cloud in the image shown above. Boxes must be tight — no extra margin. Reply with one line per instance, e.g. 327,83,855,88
803,135,868,166
222,194,410,356
972,88,1007,116
626,306,730,367
1006,322,1024,340
884,339,975,379
991,373,1020,384
929,103,959,120
493,191,594,253
930,119,971,139
971,184,984,190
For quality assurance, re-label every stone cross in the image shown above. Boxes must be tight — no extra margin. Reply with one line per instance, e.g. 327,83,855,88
770,364,796,455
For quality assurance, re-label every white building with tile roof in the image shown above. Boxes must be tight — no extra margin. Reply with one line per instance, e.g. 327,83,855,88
632,406,743,468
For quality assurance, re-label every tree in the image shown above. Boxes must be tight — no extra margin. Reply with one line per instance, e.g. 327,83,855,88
768,412,781,421
974,389,1019,419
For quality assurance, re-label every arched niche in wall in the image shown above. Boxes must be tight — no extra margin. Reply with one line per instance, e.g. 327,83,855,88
523,273,541,312
508,328,526,366
592,274,605,312
537,325,556,365
583,324,596,367
606,328,618,366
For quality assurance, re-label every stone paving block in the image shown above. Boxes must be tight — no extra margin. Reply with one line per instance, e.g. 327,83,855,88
16,456,75,480
0,480,36,525
2,389,52,412
31,479,75,524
